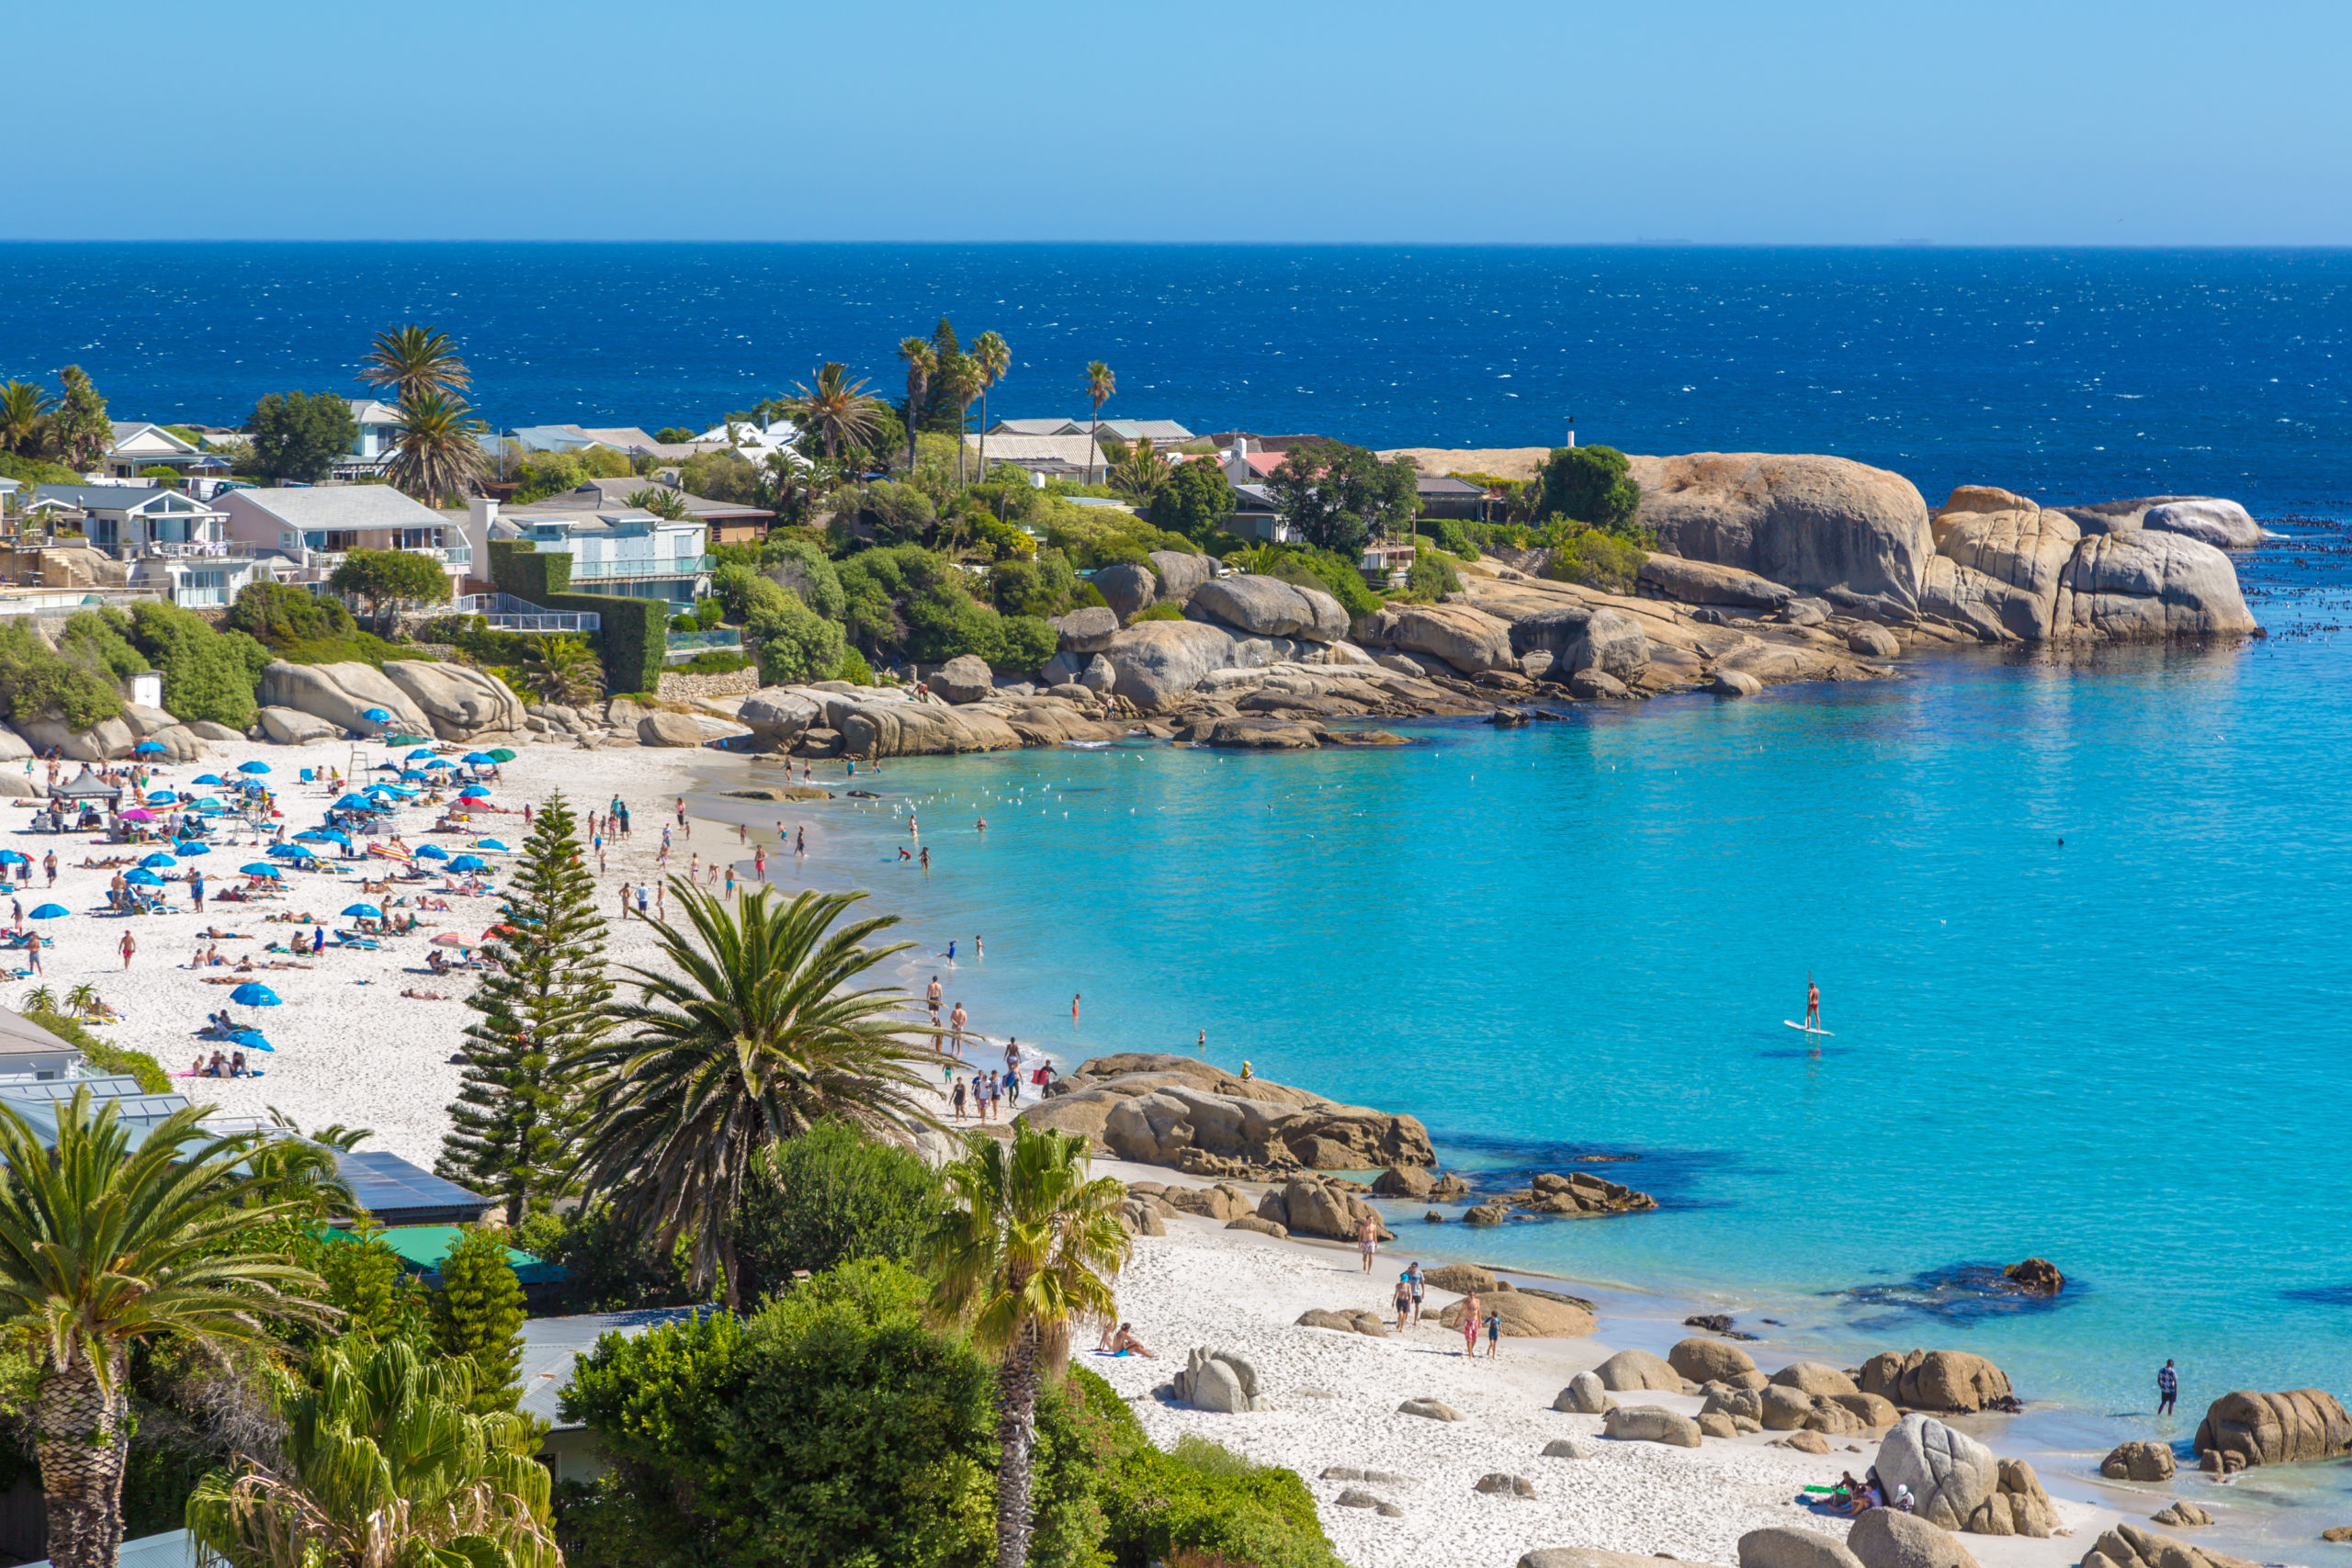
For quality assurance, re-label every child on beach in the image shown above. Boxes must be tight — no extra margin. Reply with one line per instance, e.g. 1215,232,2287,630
1460,1292,1480,1357
1485,1310,1501,1358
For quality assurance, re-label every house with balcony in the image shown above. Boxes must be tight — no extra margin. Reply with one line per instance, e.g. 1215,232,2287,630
98,423,229,481
329,400,406,479
21,484,275,607
464,495,709,611
215,486,470,592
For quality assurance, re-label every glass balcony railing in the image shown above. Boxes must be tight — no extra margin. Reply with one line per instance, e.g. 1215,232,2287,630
564,555,716,581
666,629,743,651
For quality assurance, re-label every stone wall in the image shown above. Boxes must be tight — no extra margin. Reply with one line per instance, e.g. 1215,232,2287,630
658,666,763,702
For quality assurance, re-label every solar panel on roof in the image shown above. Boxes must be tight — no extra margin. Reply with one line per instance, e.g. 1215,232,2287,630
335,1150,491,1223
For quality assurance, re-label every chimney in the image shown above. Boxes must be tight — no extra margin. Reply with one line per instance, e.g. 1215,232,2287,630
469,494,499,531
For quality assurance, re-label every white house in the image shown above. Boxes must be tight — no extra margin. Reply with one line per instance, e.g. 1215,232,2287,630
216,486,470,591
27,483,230,554
465,494,710,610
327,400,406,479
98,423,228,481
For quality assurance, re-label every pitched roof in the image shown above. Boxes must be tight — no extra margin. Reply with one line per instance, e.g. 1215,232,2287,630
220,485,450,529
559,479,772,519
519,1308,709,1428
1415,475,1488,497
347,399,402,424
958,434,1106,467
30,483,213,514
575,427,664,452
107,421,199,454
988,417,1080,436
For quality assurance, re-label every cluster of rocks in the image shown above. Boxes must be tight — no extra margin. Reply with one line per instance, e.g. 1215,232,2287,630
1739,1511,1986,1568
1168,1346,1268,1413
1322,1462,1411,1517
2192,1388,2352,1472
1623,455,2259,646
1856,1349,2020,1415
1016,1054,1436,1175
1294,1307,1392,1337
2082,1521,2262,1568
1487,1170,1659,1218
1247,1177,1394,1245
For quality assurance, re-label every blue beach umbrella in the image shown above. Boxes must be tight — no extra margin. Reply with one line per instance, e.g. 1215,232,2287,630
448,855,487,873
268,843,315,861
145,791,177,805
133,740,167,755
140,853,176,869
415,844,449,862
313,829,354,847
341,903,383,920
237,761,271,775
458,786,490,799
0,852,26,867
28,904,66,919
229,1028,273,1053
401,770,428,782
174,840,209,856
334,795,377,811
407,749,435,761
361,707,392,723
378,784,417,799
471,839,509,852
192,773,225,786
292,830,335,844
123,870,164,886
231,982,281,1006
239,863,282,878
423,758,452,770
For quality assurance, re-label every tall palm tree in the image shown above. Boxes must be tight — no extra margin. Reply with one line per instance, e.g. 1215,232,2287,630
1082,360,1115,485
896,337,936,476
972,332,1011,480
359,325,472,401
387,390,491,506
783,364,888,467
0,381,52,457
936,353,983,485
0,1092,331,1568
571,883,936,1309
187,1336,558,1568
1107,435,1171,502
924,1122,1129,1568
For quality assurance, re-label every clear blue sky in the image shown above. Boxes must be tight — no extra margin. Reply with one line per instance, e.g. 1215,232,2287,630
21,0,2351,244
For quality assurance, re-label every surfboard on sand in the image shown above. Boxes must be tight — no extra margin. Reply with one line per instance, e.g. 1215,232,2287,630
1783,1020,1836,1037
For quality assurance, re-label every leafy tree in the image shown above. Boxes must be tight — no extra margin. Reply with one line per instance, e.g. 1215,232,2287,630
507,447,633,504
516,634,605,708
1402,547,1463,601
0,381,52,456
571,886,934,1310
330,547,451,621
784,363,888,463
1265,438,1420,557
651,426,695,444
0,620,124,729
0,1092,329,1568
925,1122,1130,1568
1081,361,1115,482
732,1121,949,1301
1541,520,1647,592
125,602,269,728
49,367,112,470
56,609,146,682
750,589,846,685
1148,457,1236,540
672,447,761,506
187,1336,557,1568
760,535,846,620
225,581,357,649
1537,444,1643,534
934,354,983,482
247,389,358,484
846,479,938,547
387,389,490,505
300,1230,431,1345
359,324,472,400
438,794,609,1221
428,1227,528,1413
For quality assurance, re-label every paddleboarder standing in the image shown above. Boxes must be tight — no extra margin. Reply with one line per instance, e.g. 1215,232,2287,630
1805,973,1821,1032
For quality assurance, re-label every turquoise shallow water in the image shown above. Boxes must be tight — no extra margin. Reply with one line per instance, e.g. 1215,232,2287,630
705,553,2352,1445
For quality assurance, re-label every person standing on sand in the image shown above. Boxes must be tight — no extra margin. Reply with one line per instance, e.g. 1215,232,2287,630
1407,1261,1425,1325
952,1077,967,1121
753,846,766,882
950,999,967,1046
1358,1213,1379,1274
1393,1272,1414,1331
2158,1359,2178,1416
119,931,135,970
41,852,54,888
1460,1291,1480,1358
1485,1309,1502,1359
927,976,943,1021
618,882,632,920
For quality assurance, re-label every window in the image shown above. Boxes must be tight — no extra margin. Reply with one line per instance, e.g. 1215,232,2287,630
304,531,360,552
180,570,228,609
396,529,439,550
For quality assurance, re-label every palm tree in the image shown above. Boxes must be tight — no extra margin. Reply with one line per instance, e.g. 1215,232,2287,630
624,486,691,521
1082,360,1116,484
63,983,98,1021
386,390,491,506
0,1091,331,1568
1107,435,1171,502
359,325,472,401
187,1336,557,1568
571,883,936,1310
896,337,936,476
783,364,888,467
936,353,983,485
924,1122,1129,1568
0,381,51,457
517,635,605,708
19,987,55,1016
973,332,1011,480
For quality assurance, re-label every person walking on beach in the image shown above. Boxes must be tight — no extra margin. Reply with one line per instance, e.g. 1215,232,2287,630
753,845,767,882
119,931,136,971
618,882,632,919
2158,1359,2178,1416
1485,1309,1502,1359
1357,1213,1379,1274
1407,1261,1425,1325
952,1077,967,1121
41,851,54,888
926,975,943,1021
949,1000,967,1048
1393,1272,1414,1331
1460,1291,1480,1358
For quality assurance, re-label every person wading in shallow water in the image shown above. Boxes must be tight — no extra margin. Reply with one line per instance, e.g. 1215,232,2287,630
2158,1359,2178,1415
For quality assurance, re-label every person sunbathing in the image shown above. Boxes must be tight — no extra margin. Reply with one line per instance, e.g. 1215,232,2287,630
1094,1323,1156,1359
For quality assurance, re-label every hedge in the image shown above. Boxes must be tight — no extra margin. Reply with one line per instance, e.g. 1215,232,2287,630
24,1010,168,1092
488,541,669,696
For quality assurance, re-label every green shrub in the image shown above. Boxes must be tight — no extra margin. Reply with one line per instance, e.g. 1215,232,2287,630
1537,444,1642,532
23,1010,166,1092
1541,522,1648,593
125,602,267,728
730,1122,949,1303
694,597,724,630
1419,517,1476,558
427,1225,526,1413
0,620,124,729
490,543,668,693
511,1204,698,1315
1231,546,1382,625
1129,600,1184,623
56,610,146,682
226,581,358,649
835,646,875,685
1396,547,1462,603
675,650,752,675
751,589,845,685
1100,1432,1344,1568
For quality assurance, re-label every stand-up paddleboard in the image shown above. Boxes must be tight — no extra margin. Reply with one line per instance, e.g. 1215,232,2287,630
1783,1021,1836,1037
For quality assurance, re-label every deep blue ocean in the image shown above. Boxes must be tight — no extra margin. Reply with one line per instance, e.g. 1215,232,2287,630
4,242,2349,513
16,243,2352,1527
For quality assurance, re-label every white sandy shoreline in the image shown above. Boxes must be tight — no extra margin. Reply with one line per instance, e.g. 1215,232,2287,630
7,731,2270,1568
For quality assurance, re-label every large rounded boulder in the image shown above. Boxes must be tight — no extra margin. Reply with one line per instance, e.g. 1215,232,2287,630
1668,1337,1758,1385
1101,621,1238,711
1629,452,1935,619
1590,1348,1682,1392
1873,1414,1997,1530
1148,549,1215,605
259,660,435,736
2053,532,2256,639
1188,576,1349,643
2194,1389,2352,1469
1093,564,1159,622
1857,1349,2013,1413
1358,602,1516,674
2143,499,2263,549
929,654,995,705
